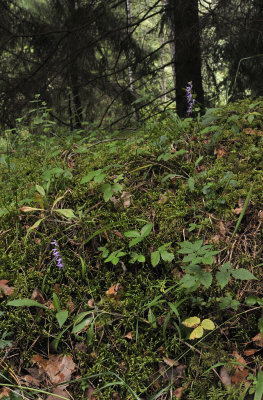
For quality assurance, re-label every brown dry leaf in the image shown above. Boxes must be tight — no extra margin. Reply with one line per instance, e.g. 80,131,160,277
105,283,123,299
244,128,263,135
32,354,76,386
66,296,75,312
233,350,246,370
211,235,221,243
31,289,45,304
112,392,121,400
0,387,11,398
21,374,41,387
231,368,249,385
85,386,98,400
214,147,228,158
121,191,131,208
173,387,183,399
252,333,263,347
219,366,232,387
124,332,133,340
218,221,227,236
88,298,95,308
113,230,123,238
46,387,70,400
0,280,14,297
244,348,258,356
258,210,263,221
163,357,179,367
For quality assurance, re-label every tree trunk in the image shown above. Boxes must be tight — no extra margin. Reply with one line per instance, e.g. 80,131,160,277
170,0,204,117
163,0,176,100
126,0,139,121
160,33,167,102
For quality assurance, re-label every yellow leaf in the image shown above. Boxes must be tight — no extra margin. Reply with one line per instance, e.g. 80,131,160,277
201,319,215,331
189,326,203,340
182,316,200,328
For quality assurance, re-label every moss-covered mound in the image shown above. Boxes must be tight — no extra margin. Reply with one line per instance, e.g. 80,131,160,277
0,98,263,399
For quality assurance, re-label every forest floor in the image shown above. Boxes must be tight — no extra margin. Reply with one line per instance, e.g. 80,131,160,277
1,98,263,399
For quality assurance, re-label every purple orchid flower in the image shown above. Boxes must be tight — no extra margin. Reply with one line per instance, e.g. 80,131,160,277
51,240,65,269
186,81,196,115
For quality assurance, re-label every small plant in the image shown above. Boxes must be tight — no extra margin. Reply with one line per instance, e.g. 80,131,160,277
151,242,174,267
182,316,215,340
124,222,153,247
99,247,127,265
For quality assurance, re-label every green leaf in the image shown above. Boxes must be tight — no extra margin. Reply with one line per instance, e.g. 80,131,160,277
94,173,106,183
201,319,215,330
124,230,141,238
258,317,263,333
189,326,204,340
7,299,47,309
80,171,97,184
140,223,153,237
101,183,113,202
72,317,93,334
52,293,61,312
35,184,45,197
254,371,263,400
129,237,143,247
56,310,68,328
231,268,257,281
188,177,195,192
182,316,200,328
25,217,45,239
199,271,212,288
180,274,198,288
247,114,254,124
160,250,174,263
151,251,160,267
55,209,76,219
245,295,258,305
216,270,231,289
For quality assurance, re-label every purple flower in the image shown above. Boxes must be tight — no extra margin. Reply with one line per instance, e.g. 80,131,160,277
51,240,65,269
186,81,196,115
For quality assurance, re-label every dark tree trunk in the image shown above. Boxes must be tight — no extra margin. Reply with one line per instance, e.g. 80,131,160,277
170,0,204,117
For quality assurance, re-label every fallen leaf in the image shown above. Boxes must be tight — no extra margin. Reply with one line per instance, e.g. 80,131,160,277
21,374,41,387
258,210,263,221
113,230,123,238
31,289,45,304
219,366,232,387
112,392,121,400
105,283,123,299
214,147,228,158
163,357,179,367
244,348,258,356
0,280,14,297
32,354,76,386
0,387,11,398
124,332,133,340
231,368,249,385
46,387,70,400
121,191,131,208
173,387,183,399
252,333,263,347
88,298,95,307
233,350,246,370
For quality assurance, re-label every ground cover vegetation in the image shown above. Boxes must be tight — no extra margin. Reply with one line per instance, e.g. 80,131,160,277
1,97,263,399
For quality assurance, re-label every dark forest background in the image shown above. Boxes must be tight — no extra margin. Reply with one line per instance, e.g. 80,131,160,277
0,0,262,131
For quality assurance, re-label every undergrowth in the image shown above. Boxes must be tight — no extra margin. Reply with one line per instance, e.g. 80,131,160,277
1,98,263,399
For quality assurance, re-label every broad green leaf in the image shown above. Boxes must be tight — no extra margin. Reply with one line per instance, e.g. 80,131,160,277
101,183,113,202
232,268,257,281
247,114,254,124
35,184,45,197
112,183,122,193
258,317,263,333
80,171,97,184
216,270,231,289
199,271,212,288
182,316,200,328
151,251,160,267
254,371,263,400
201,319,215,330
129,237,143,247
189,326,204,340
72,317,93,333
140,223,153,237
74,311,93,325
180,274,198,288
94,173,106,183
160,250,174,262
55,209,76,219
56,310,68,328
124,230,141,238
245,295,258,305
188,177,195,192
7,298,47,309
52,293,61,312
